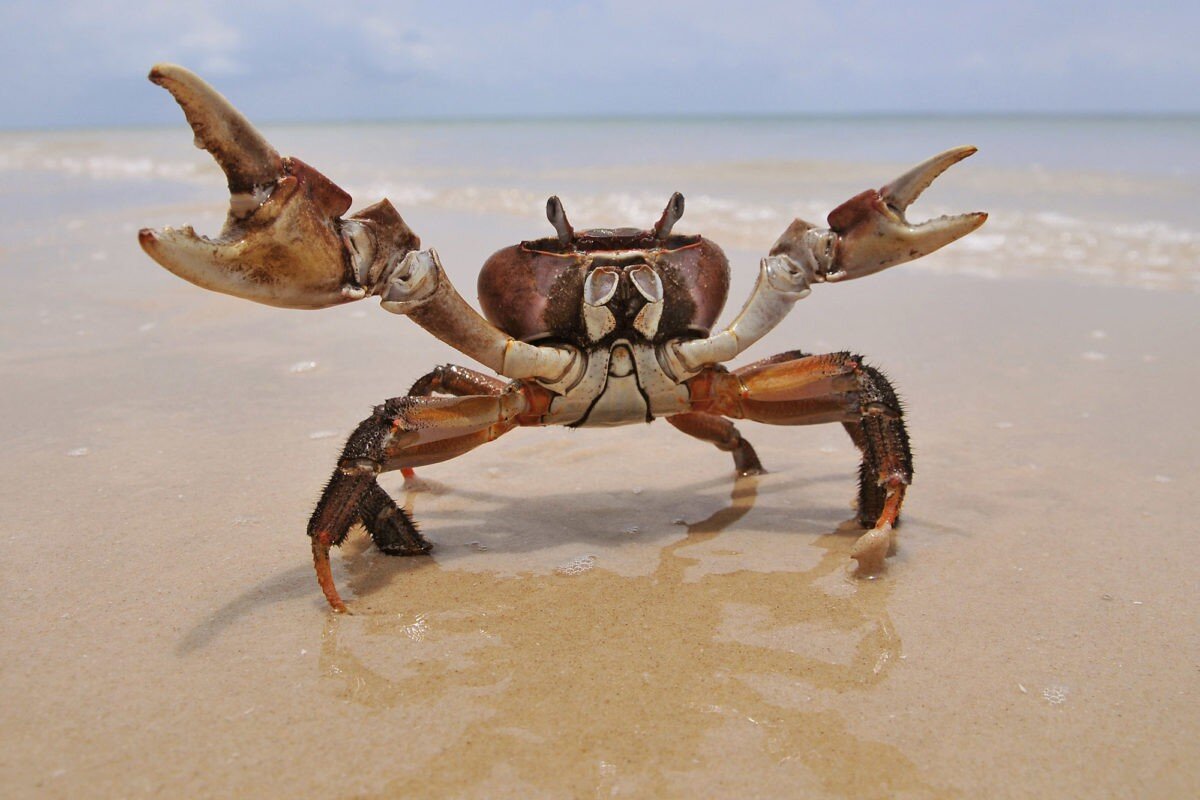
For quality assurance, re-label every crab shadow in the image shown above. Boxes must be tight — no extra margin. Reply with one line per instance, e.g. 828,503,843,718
334,466,869,610
178,467,891,654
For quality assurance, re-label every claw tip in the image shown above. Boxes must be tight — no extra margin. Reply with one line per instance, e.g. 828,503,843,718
147,62,181,85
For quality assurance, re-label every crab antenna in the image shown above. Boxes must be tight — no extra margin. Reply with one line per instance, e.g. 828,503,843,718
653,192,685,239
546,196,575,246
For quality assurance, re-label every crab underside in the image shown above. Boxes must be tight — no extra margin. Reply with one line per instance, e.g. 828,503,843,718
139,64,987,611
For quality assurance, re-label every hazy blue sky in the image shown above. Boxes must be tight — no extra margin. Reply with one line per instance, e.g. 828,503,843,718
2,0,1197,128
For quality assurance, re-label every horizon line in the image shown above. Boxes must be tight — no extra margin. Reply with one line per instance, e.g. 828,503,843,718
4,109,1199,134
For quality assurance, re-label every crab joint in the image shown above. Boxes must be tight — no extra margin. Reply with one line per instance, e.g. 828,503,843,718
501,341,581,385
672,255,814,372
769,220,835,280
337,458,381,476
863,401,901,419
379,249,440,311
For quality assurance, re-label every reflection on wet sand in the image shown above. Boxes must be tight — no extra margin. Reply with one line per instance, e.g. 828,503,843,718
321,477,950,798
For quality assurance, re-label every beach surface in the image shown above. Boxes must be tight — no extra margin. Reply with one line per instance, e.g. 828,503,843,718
2,119,1198,798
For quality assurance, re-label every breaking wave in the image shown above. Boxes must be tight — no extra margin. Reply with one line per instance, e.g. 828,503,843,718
4,134,1197,294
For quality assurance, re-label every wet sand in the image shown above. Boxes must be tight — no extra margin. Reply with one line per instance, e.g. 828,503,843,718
3,186,1200,797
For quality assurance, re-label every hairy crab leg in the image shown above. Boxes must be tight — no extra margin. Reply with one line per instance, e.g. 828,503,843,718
357,482,430,556
725,348,885,485
309,391,527,612
687,352,912,572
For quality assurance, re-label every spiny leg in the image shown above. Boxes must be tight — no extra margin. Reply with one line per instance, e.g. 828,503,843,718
402,364,507,483
309,415,389,613
309,392,522,611
838,363,911,569
692,351,912,572
841,365,910,529
358,481,430,556
666,412,764,476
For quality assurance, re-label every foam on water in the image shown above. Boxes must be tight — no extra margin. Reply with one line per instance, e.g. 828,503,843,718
416,184,1198,293
5,119,1197,293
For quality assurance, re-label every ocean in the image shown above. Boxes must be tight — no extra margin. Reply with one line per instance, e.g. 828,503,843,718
2,114,1197,293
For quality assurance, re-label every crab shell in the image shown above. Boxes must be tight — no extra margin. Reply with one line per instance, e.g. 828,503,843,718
477,229,730,347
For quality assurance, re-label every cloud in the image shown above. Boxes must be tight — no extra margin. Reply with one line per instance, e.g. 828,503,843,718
1,0,1196,128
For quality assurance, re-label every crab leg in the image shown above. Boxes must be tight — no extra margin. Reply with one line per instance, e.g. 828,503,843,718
670,147,986,372
357,482,430,556
401,364,509,482
309,390,528,611
687,351,912,572
666,412,764,476
407,364,509,399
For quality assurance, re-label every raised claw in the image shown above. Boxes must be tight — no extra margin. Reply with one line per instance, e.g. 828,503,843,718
822,145,987,282
148,63,284,204
137,64,419,309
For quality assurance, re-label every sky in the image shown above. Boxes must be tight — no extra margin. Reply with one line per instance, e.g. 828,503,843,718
1,0,1197,128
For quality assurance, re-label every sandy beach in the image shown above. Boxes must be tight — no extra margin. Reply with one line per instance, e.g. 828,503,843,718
2,120,1198,798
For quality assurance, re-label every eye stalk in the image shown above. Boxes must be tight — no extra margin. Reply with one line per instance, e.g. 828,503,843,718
546,195,575,246
653,192,685,240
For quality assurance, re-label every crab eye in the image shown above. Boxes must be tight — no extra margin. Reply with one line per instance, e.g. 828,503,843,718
584,267,620,306
627,265,663,303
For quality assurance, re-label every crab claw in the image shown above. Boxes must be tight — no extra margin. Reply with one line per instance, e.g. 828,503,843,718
137,64,419,309
821,145,987,282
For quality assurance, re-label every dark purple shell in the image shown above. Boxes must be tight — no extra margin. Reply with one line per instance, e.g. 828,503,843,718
477,230,729,346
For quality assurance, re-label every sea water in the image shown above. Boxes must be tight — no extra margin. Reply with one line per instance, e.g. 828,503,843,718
2,114,1196,291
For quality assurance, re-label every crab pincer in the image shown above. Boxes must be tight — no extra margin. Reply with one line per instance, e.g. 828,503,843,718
137,64,419,309
772,146,987,284
826,145,987,281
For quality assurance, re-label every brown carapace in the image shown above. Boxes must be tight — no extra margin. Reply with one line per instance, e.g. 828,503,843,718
477,198,730,348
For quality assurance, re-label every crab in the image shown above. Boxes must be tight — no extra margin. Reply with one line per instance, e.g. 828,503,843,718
138,65,987,612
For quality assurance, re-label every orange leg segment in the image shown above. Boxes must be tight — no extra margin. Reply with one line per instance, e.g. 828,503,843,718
666,412,764,476
401,364,509,482
687,351,913,572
